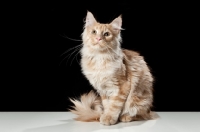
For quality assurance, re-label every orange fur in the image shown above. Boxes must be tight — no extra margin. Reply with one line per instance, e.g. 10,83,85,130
70,11,154,125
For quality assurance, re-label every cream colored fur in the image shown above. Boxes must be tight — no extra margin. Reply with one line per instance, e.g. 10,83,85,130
70,11,154,125
70,91,103,121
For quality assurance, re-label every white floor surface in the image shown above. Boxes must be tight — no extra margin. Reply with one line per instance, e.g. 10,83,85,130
0,112,199,132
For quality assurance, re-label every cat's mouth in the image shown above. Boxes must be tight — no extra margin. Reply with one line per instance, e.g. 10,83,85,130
95,41,101,45
90,42,106,50
93,43,104,47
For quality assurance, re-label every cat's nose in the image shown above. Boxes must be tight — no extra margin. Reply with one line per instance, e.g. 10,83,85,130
96,37,102,41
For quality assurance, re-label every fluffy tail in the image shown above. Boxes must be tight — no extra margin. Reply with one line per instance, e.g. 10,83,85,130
69,90,103,122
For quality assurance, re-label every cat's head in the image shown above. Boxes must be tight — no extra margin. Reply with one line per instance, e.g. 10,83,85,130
82,11,123,52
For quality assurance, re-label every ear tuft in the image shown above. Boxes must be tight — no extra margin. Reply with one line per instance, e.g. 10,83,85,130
85,11,97,27
110,15,123,32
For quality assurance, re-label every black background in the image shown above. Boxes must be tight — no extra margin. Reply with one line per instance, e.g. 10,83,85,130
1,1,199,111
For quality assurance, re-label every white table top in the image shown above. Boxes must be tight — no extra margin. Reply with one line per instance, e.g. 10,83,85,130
0,112,199,132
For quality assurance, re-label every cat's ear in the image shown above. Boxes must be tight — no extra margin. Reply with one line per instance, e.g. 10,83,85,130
110,15,123,33
85,11,97,27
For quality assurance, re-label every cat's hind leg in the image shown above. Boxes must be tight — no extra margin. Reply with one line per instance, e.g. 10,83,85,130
119,113,151,122
119,109,151,122
119,96,152,122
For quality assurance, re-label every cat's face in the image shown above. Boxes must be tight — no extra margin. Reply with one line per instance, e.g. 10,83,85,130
82,12,122,52
84,23,116,50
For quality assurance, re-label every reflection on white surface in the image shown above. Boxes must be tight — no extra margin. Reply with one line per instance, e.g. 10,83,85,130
25,119,156,132
23,113,159,132
0,112,199,132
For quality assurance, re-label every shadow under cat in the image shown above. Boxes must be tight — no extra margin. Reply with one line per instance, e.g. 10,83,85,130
23,112,160,132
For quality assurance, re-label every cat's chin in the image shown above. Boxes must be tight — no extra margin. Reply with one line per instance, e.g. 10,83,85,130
90,43,105,49
89,45,107,52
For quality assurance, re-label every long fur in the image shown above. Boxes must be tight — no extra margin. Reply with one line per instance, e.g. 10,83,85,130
69,11,154,125
69,91,103,122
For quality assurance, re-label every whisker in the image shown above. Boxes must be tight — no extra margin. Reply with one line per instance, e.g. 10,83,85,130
106,45,130,62
60,44,83,57
66,47,82,65
60,34,82,42
105,45,119,56
70,49,81,66
104,45,115,60
58,33,83,66
59,46,82,66
76,54,80,66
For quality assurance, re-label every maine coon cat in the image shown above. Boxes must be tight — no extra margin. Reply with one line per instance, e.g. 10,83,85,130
70,11,154,125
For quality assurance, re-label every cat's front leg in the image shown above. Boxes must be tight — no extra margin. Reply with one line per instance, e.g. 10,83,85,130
100,95,118,125
100,81,131,125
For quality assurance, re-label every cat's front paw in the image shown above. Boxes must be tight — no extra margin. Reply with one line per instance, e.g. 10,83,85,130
100,114,118,125
119,114,133,122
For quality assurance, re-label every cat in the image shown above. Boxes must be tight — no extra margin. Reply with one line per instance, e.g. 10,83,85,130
69,11,154,125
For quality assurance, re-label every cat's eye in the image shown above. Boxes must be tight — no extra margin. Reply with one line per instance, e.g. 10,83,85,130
92,30,96,34
103,32,110,36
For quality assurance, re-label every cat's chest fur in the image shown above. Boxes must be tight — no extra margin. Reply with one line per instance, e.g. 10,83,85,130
81,53,123,91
